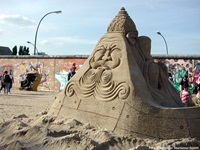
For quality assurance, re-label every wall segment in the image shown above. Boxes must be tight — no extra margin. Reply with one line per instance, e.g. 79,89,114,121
0,55,199,92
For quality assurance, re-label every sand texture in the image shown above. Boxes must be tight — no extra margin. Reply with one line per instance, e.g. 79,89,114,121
0,90,199,150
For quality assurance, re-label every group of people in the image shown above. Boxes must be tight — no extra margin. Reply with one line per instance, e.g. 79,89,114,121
0,70,14,95
175,74,200,106
168,73,200,106
0,63,77,94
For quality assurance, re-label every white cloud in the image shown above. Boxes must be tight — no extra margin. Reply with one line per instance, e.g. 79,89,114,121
0,29,4,35
0,14,35,27
40,36,97,46
62,37,97,45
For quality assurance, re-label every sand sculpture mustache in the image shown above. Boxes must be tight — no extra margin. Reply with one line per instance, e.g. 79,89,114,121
48,7,200,139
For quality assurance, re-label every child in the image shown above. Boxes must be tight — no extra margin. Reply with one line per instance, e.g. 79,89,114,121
180,85,190,106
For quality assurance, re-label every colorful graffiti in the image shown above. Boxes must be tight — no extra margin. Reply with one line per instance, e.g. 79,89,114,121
18,62,49,87
160,59,200,93
55,70,69,91
0,56,199,91
0,65,13,75
55,64,83,91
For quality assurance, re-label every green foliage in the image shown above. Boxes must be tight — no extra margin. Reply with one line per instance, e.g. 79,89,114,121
17,46,30,55
12,45,17,55
18,46,23,55
24,47,30,55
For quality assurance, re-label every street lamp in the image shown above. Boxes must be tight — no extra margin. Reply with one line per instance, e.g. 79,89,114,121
27,41,39,55
157,31,169,54
34,10,62,55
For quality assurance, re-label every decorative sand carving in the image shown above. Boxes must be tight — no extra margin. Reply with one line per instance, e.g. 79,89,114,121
1,8,200,150
48,7,200,139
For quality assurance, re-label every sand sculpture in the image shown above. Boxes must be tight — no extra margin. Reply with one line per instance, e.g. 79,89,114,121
48,7,200,139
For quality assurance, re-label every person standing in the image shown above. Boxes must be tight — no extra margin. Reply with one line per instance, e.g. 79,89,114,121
3,71,11,95
70,63,76,71
180,85,191,106
68,67,76,81
9,69,14,93
180,75,189,91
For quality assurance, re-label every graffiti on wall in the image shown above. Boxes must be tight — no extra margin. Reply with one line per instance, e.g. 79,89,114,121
159,59,200,93
0,57,199,92
55,64,83,91
0,65,14,83
18,62,49,87
0,65,13,75
194,60,200,83
55,70,69,91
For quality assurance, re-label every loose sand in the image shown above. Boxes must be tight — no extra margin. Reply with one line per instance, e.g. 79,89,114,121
0,89,199,150
0,89,57,121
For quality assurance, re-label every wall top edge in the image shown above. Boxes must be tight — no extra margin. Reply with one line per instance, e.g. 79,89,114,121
152,54,200,59
0,54,199,59
0,55,89,59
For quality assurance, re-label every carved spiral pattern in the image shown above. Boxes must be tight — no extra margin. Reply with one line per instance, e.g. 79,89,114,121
65,41,130,102
65,68,130,101
65,82,75,97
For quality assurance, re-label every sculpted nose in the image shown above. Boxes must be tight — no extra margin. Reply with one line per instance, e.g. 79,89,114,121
102,50,111,61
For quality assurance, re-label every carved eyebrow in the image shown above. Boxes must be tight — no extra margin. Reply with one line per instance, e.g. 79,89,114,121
95,43,119,53
95,45,106,51
109,44,117,49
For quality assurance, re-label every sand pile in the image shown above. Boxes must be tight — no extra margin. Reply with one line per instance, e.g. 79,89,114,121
0,113,199,150
0,90,199,149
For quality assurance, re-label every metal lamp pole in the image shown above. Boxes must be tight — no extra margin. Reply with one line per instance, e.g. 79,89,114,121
34,10,62,55
157,31,169,54
27,41,39,55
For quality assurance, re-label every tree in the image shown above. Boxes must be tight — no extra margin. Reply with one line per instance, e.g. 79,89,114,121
18,46,30,55
24,46,30,55
12,45,17,55
18,46,23,55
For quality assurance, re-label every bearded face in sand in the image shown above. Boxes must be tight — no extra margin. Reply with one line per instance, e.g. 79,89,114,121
66,35,130,101
48,7,200,141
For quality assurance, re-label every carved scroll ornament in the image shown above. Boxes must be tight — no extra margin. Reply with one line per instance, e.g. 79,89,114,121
65,43,130,101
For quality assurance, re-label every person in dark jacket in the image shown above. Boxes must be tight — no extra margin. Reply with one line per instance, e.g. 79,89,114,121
180,75,190,91
3,71,11,95
68,67,76,81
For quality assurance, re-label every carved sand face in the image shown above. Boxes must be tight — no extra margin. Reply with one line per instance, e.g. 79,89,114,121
90,45,121,70
90,35,122,70
65,34,130,101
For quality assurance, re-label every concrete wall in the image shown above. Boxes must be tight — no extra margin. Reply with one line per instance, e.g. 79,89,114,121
153,55,200,93
0,55,200,92
0,55,87,91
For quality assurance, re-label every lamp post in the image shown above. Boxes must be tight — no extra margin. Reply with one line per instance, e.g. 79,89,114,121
27,41,39,55
157,31,169,54
34,10,62,55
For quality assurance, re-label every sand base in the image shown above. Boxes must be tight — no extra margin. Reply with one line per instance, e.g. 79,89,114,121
0,89,199,150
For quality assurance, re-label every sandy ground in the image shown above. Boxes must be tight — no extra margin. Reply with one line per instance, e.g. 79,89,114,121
0,89,58,121
0,89,200,150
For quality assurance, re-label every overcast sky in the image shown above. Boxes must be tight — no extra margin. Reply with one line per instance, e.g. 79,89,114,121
0,0,200,55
